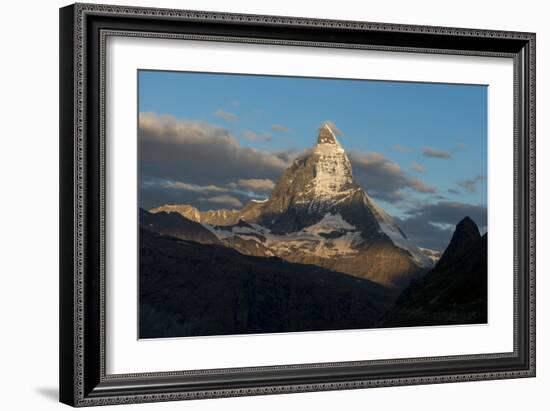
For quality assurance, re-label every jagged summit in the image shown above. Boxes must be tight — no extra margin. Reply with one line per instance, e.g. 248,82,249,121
317,123,341,145
306,125,354,209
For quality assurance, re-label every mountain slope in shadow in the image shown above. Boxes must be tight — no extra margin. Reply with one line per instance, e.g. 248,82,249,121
381,217,487,327
140,208,219,244
139,228,396,338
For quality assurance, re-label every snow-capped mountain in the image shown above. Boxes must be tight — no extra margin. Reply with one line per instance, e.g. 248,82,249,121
150,123,432,288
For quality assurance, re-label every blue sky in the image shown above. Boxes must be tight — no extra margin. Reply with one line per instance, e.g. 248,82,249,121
138,70,487,249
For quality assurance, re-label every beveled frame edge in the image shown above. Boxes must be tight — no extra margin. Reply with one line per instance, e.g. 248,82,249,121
59,2,536,407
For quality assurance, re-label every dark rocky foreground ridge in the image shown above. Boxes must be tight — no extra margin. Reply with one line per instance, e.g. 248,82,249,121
382,217,488,327
139,227,396,338
139,213,487,338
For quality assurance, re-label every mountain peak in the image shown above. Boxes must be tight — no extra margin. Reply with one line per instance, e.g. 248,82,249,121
456,216,479,233
317,123,341,146
437,216,481,268
145,123,436,288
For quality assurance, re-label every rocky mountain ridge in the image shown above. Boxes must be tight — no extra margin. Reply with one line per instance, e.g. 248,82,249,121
382,217,487,327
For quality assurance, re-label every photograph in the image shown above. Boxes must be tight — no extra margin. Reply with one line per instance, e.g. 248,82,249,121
138,71,488,338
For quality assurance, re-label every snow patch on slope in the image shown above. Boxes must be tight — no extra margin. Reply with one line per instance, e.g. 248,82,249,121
204,212,364,259
359,193,433,268
378,221,433,268
303,213,355,234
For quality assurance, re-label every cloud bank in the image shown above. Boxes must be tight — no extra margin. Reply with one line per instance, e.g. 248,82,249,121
139,113,292,209
397,201,487,250
349,151,436,202
140,113,440,210
237,178,276,192
200,195,243,208
242,130,273,142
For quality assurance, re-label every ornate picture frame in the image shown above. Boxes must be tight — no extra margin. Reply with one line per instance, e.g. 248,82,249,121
59,3,535,407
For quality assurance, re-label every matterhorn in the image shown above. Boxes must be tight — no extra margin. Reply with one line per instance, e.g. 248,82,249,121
150,123,432,288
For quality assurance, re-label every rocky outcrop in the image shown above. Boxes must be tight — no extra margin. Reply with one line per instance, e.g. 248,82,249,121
382,217,487,327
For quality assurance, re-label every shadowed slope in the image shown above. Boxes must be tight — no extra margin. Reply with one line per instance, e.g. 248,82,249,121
382,217,487,327
139,229,396,338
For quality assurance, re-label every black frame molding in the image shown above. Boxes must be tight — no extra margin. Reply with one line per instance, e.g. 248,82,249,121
60,3,535,407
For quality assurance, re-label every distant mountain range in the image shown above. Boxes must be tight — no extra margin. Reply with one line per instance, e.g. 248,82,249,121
150,124,433,288
140,124,487,337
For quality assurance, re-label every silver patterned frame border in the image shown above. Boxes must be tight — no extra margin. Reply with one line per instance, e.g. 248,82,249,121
63,2,535,407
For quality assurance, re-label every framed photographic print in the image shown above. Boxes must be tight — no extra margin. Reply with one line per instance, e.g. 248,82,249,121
59,3,536,407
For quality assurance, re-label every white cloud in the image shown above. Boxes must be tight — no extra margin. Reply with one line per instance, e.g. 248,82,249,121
200,195,243,208
139,112,291,178
162,181,228,193
422,146,451,159
349,151,436,202
237,178,275,192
